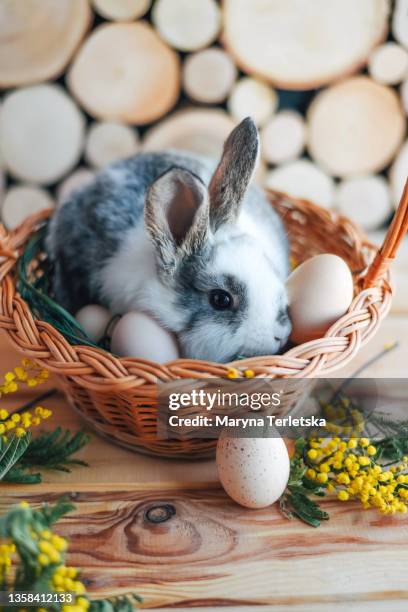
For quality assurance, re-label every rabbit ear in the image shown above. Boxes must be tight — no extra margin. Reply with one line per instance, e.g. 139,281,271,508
209,117,259,231
145,167,209,273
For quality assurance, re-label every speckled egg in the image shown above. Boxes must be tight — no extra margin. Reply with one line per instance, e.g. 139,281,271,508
216,432,290,509
287,253,354,344
110,311,179,363
75,304,111,343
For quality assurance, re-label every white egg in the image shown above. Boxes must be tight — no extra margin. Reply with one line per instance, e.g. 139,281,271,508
216,432,290,509
287,254,354,345
110,311,179,363
75,304,111,343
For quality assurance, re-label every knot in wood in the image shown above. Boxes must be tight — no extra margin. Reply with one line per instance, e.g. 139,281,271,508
145,503,176,524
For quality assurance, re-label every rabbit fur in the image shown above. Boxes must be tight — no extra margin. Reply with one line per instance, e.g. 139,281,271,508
46,117,291,362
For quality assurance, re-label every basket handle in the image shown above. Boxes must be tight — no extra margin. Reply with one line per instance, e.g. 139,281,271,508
363,178,408,289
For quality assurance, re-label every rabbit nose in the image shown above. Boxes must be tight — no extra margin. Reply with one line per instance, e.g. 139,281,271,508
274,336,281,342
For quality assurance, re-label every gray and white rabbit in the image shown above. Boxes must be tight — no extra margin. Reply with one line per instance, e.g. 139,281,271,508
46,117,291,362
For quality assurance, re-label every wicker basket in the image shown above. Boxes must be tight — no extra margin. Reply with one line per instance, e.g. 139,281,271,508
0,186,407,459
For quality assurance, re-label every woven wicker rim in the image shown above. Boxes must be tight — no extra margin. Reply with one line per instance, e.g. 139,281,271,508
0,186,407,389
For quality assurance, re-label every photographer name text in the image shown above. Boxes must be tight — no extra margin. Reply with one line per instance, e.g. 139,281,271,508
167,414,326,429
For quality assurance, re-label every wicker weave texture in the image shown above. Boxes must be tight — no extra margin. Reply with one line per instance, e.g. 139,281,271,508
0,187,406,458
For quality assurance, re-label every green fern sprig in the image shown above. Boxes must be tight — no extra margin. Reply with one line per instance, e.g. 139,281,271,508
19,427,90,472
0,428,89,484
0,434,32,481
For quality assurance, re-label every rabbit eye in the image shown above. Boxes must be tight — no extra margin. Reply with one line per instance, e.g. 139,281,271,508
209,289,233,310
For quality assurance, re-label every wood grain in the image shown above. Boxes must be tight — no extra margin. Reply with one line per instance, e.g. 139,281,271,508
307,76,405,178
2,489,408,608
157,606,408,612
1,300,408,609
67,22,180,125
223,0,390,90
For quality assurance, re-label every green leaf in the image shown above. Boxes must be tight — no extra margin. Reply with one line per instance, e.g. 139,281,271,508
281,436,331,528
90,602,115,612
286,491,329,527
0,433,31,481
375,437,408,464
291,491,329,519
301,478,322,492
19,427,90,472
294,438,306,453
89,594,143,612
2,466,42,484
36,499,76,527
0,426,89,485
290,505,321,528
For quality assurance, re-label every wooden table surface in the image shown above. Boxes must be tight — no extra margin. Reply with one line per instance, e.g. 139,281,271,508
2,233,408,610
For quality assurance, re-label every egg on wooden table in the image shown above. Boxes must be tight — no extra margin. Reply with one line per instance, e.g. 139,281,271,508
287,254,354,344
111,311,179,363
216,431,290,509
75,304,111,343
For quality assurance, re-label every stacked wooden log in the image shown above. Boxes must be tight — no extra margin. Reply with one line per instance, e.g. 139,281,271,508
0,0,407,232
